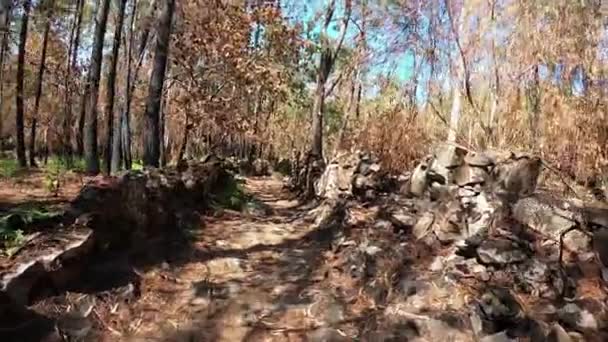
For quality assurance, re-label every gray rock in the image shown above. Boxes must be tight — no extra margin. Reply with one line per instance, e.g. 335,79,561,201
429,182,451,201
409,157,431,197
374,219,393,230
387,208,417,229
413,212,435,240
562,229,591,253
429,259,444,273
316,162,355,200
477,238,528,265
480,331,516,342
558,303,598,331
307,327,349,342
453,164,489,186
457,186,479,198
431,143,467,181
434,202,464,243
512,196,578,241
465,151,496,167
518,259,550,292
494,155,542,197
547,323,573,342
477,288,523,324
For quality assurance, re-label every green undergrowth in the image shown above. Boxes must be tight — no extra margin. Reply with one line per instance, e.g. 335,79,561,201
210,176,252,211
0,207,63,256
0,158,19,178
46,156,86,173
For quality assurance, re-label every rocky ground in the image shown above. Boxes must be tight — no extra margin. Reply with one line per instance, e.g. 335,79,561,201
1,149,608,341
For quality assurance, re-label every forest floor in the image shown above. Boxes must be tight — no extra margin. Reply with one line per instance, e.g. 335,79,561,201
0,169,89,215
5,165,608,341
18,176,376,341
120,177,343,341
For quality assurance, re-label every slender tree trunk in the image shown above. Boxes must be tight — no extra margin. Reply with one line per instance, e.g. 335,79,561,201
61,0,82,165
84,0,111,174
64,0,83,161
0,0,10,32
74,0,86,156
0,2,10,137
15,0,31,168
29,0,54,167
177,114,190,163
310,64,328,159
159,91,166,166
121,0,139,170
447,0,468,143
104,0,127,174
143,0,175,167
528,64,540,150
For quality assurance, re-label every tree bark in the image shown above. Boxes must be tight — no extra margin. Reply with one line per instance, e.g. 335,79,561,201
104,0,127,174
446,0,468,143
74,0,86,156
121,0,141,170
65,0,83,159
0,0,10,137
29,0,54,167
84,0,111,174
309,0,351,162
62,0,83,165
0,0,11,34
142,0,175,167
15,0,31,168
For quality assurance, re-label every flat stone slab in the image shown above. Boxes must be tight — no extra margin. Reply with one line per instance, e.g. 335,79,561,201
0,226,93,304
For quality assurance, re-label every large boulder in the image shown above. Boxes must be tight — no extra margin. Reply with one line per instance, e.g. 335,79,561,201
494,154,542,198
430,143,467,183
315,154,358,200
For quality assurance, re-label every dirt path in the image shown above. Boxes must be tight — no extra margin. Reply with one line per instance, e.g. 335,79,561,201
124,177,345,342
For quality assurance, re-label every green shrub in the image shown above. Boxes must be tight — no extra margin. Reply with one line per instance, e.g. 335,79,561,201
211,177,250,211
0,158,19,178
0,207,62,256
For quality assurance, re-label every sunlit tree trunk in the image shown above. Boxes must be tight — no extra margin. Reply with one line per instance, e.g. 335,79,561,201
84,0,112,174
310,0,351,161
29,0,55,167
0,0,11,34
143,0,175,167
447,0,468,143
15,0,31,168
73,0,85,156
0,0,11,137
62,0,83,165
104,0,127,174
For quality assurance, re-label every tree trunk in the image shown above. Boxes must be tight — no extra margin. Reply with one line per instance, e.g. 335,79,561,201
62,0,83,165
159,93,166,167
15,0,31,168
177,114,190,164
29,0,54,167
104,0,127,174
310,63,328,159
0,1,10,137
84,0,111,174
72,0,84,156
0,0,11,34
447,0,468,143
121,0,140,170
142,0,175,167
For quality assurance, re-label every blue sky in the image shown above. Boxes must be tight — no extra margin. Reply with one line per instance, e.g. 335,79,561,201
285,0,416,85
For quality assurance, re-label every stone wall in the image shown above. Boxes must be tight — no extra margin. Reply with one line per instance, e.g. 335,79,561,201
0,160,229,309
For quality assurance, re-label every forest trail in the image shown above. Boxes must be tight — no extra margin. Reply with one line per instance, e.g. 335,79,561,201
126,177,349,342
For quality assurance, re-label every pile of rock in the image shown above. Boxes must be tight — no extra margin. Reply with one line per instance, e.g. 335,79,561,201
0,159,230,317
323,145,608,341
315,151,387,201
